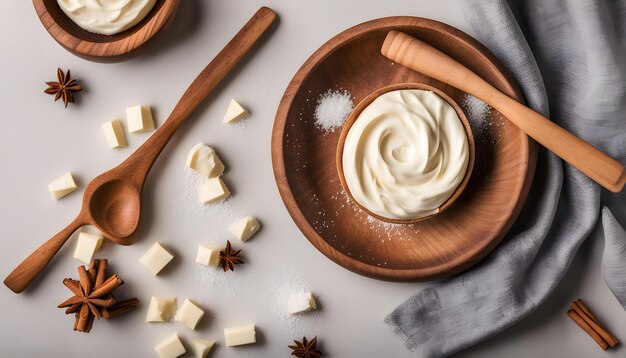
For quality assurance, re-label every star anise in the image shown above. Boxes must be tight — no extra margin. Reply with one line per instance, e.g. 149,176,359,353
44,68,83,108
58,259,139,333
218,240,244,272
289,336,322,358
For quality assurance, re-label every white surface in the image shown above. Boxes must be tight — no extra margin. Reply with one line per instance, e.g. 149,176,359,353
0,0,625,357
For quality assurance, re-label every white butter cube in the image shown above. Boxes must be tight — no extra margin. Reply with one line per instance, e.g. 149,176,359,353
126,105,155,133
186,143,225,178
229,216,261,242
154,333,186,358
174,299,205,330
191,338,215,358
102,120,127,148
196,243,221,267
139,242,174,275
224,324,256,346
288,292,317,314
199,177,230,204
48,172,78,200
146,297,177,322
73,232,103,264
222,99,249,123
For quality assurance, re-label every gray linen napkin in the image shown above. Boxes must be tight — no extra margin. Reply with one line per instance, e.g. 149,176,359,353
385,0,626,356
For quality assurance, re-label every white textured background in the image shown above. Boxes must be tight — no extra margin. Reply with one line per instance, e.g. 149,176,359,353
1,0,624,357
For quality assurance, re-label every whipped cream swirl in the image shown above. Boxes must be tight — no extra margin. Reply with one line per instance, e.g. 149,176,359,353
342,89,469,220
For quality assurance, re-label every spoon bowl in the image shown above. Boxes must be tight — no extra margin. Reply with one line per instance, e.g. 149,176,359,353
88,180,141,242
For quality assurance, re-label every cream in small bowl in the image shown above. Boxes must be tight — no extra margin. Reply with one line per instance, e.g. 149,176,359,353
57,0,157,35
337,83,475,224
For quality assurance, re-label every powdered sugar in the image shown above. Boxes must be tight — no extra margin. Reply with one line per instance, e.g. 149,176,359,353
179,169,232,227
460,94,506,141
231,117,248,133
461,94,491,121
194,264,245,298
314,89,354,132
269,275,321,337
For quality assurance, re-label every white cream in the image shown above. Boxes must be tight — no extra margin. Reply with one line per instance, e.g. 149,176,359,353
57,0,157,35
342,89,469,220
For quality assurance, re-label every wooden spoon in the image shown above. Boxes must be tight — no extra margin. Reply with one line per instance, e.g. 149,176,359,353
4,7,277,294
381,31,626,193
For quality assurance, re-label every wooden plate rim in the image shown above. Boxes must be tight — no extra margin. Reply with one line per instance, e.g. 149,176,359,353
32,0,180,60
272,16,537,281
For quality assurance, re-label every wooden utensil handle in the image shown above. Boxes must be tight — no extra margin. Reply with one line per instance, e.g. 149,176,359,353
121,6,277,181
4,218,83,293
381,31,626,193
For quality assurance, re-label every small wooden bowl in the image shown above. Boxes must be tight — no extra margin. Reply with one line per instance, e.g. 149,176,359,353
336,83,476,224
33,0,180,62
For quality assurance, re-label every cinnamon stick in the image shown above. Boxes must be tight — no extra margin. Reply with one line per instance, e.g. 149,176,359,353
88,260,98,284
78,266,92,296
106,305,135,318
84,313,95,333
60,260,137,333
86,302,101,318
93,259,110,316
105,298,140,319
63,278,82,297
89,275,123,298
95,259,108,287
569,301,618,348
567,310,609,350
573,299,599,324
89,297,116,307
73,312,80,331
76,304,90,333
65,302,82,315
58,295,83,308
112,298,139,309
119,297,139,306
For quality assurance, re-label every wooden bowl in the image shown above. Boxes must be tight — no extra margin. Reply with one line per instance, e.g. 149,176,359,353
272,16,537,281
336,82,476,224
33,0,180,62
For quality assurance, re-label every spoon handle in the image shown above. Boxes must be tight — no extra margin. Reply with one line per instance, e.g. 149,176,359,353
381,31,626,193
121,7,277,184
4,218,83,293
